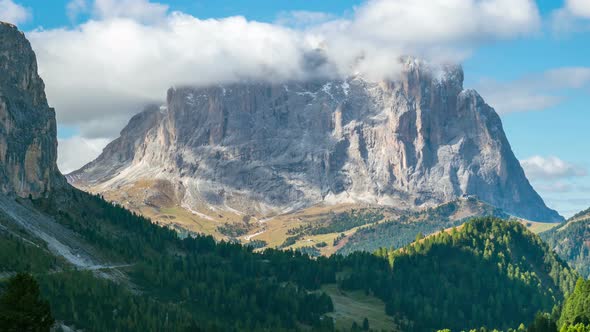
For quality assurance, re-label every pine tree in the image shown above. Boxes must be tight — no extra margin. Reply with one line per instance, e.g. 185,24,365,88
0,273,54,331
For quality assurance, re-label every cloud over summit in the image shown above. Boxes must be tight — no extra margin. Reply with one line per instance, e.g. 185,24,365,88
23,0,543,172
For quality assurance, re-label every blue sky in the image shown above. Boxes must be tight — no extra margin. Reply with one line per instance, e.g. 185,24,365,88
2,0,590,217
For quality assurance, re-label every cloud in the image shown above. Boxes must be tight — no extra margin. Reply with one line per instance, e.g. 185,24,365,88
67,0,88,22
67,0,168,24
338,0,539,44
57,136,111,174
540,195,590,219
93,0,169,23
276,11,335,29
310,0,540,80
521,156,587,181
564,0,590,18
0,0,31,25
29,15,308,138
475,67,590,114
521,155,590,217
551,0,590,33
26,0,542,169
534,181,574,193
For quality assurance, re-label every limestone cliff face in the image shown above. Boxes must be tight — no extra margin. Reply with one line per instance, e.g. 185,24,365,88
70,59,562,222
0,22,64,197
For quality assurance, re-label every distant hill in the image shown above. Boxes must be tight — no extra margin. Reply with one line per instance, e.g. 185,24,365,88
569,207,590,223
337,197,508,255
542,207,590,278
251,197,514,256
341,217,577,331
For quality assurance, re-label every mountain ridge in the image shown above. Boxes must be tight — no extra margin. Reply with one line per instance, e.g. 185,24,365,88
69,59,562,224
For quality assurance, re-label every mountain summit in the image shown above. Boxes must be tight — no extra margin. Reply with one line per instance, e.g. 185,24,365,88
0,22,64,198
69,58,562,222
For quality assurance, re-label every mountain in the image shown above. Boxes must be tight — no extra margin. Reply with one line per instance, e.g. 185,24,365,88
0,22,64,198
542,207,590,278
0,23,336,330
69,58,562,228
0,22,576,332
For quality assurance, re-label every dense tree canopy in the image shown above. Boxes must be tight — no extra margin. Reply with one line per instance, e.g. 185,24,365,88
0,273,54,332
542,218,590,278
338,218,577,331
30,190,336,331
560,278,590,328
0,189,579,331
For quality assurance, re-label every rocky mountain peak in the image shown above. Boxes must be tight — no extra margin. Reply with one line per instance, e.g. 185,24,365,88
70,58,562,222
0,22,64,197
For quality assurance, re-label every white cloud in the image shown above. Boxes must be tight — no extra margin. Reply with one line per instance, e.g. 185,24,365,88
341,0,539,44
93,0,169,23
551,0,590,33
521,155,590,218
308,0,540,80
30,15,308,138
58,136,111,174
475,67,590,114
544,67,590,88
565,0,590,18
25,0,542,169
67,0,88,22
0,0,31,25
534,181,574,193
276,11,335,29
67,0,168,24
521,156,587,181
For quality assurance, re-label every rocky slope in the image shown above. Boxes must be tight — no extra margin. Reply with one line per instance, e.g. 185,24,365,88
69,58,562,222
0,22,103,270
0,22,64,198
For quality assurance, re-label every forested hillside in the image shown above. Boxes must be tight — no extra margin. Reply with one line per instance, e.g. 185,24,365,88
542,211,590,278
434,278,590,332
338,199,508,255
28,189,336,331
0,190,580,331
339,218,577,331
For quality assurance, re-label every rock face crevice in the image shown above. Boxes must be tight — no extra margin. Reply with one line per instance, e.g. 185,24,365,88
0,22,64,198
70,58,562,222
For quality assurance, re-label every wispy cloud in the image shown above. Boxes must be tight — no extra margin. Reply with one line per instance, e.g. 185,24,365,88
520,156,590,217
92,0,169,23
57,136,111,174
561,0,590,19
0,0,31,25
475,67,590,114
521,156,587,180
275,11,335,29
66,0,88,22
551,0,590,33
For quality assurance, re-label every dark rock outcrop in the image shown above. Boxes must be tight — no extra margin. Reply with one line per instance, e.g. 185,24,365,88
0,22,64,198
